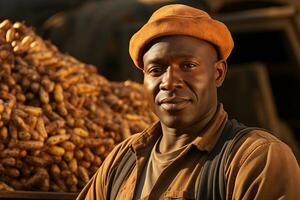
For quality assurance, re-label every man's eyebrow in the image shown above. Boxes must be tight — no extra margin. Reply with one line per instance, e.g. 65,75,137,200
144,57,165,64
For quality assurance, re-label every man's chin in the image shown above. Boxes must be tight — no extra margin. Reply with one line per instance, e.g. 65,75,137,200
160,116,187,129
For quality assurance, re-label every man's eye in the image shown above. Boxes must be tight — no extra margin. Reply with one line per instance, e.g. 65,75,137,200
148,67,163,75
182,63,196,70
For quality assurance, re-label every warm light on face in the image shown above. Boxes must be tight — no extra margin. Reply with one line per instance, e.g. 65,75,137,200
143,36,223,130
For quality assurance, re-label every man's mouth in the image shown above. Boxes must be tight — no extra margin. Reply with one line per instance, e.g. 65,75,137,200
159,97,191,111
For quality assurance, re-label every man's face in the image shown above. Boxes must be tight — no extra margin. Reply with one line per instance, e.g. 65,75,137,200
143,36,225,129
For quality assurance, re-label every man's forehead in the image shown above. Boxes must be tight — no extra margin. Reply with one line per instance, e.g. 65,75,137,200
143,35,218,60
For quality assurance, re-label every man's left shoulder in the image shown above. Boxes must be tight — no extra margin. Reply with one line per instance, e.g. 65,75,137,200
243,128,284,145
225,129,300,200
230,128,297,167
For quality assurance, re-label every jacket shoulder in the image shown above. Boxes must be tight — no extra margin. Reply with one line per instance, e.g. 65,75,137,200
228,129,291,166
225,130,300,199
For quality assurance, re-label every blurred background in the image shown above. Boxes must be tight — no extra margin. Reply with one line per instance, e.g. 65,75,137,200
0,0,300,159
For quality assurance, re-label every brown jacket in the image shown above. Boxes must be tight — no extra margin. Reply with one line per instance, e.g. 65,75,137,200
77,108,300,200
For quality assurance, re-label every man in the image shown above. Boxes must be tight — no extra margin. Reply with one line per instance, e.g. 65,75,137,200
77,4,300,200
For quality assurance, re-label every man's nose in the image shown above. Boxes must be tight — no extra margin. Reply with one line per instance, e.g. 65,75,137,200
159,66,183,91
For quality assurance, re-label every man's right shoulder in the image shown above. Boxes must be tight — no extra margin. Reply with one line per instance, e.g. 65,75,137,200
75,132,146,200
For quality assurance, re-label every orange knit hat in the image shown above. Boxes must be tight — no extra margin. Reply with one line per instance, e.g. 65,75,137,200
129,4,234,70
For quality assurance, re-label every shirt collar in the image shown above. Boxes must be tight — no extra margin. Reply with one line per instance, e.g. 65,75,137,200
131,121,162,155
192,104,228,152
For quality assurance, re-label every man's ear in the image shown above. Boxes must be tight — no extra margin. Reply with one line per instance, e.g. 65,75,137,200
214,60,227,87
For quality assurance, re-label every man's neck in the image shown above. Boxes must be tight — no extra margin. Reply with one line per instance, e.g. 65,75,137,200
158,106,217,154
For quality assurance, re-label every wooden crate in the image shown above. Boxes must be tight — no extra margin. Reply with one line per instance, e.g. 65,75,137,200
219,63,300,163
219,62,279,130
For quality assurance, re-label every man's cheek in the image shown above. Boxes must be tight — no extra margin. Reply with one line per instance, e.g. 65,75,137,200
143,77,157,91
149,94,157,113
